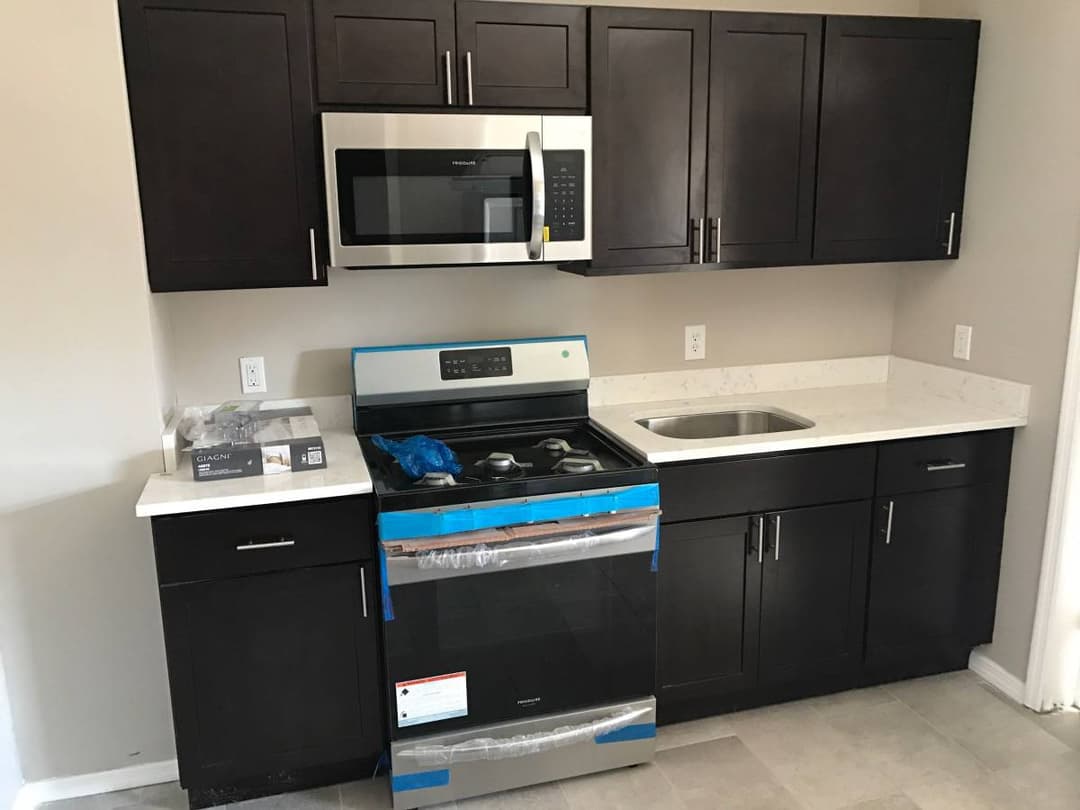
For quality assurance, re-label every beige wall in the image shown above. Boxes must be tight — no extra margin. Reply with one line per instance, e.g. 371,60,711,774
894,0,1080,679
0,0,174,783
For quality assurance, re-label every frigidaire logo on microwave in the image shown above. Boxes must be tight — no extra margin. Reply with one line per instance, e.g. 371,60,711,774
451,159,478,167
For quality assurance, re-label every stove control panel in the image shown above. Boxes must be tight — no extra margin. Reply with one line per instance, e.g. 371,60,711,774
440,347,513,380
544,151,584,242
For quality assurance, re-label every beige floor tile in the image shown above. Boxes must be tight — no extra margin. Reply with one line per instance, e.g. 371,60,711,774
727,701,895,810
888,671,1069,770
902,773,1024,810
560,762,684,809
656,714,737,751
826,701,986,789
839,797,920,810
229,785,341,809
656,734,808,810
340,778,394,810
107,781,188,810
454,782,567,809
806,686,899,720
41,798,109,810
1031,707,1080,751
995,750,1080,810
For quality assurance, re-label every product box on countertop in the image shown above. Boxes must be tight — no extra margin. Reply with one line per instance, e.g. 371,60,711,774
186,402,326,482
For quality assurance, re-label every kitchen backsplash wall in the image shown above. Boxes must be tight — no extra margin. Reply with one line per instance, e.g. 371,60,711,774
160,261,899,406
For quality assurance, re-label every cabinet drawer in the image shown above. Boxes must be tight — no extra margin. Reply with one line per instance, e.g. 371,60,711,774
876,431,1013,496
152,497,374,585
659,445,876,523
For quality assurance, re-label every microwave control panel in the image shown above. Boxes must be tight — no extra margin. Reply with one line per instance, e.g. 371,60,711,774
440,347,513,380
544,151,585,242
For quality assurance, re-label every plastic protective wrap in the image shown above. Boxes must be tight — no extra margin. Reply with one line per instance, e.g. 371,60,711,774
413,524,653,571
396,706,651,766
372,434,462,480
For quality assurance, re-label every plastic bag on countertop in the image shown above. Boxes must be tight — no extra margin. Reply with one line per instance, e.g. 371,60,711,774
371,434,462,480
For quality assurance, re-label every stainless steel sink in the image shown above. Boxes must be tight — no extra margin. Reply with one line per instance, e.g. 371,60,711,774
635,409,814,440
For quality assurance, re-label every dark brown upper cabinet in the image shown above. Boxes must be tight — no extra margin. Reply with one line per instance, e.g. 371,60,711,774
455,1,586,109
590,8,710,269
119,0,322,292
707,13,822,266
814,16,980,264
314,0,456,106
314,0,586,109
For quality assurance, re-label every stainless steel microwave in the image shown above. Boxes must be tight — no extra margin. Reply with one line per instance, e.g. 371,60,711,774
321,113,591,268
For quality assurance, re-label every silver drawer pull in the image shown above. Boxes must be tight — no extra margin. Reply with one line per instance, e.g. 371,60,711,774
926,461,967,472
885,500,894,545
235,538,295,552
360,567,368,619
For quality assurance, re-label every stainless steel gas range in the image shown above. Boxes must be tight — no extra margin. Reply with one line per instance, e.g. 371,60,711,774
352,336,658,809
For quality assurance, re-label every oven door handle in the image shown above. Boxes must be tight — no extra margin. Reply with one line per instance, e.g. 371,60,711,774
382,518,658,586
526,130,545,261
396,705,652,767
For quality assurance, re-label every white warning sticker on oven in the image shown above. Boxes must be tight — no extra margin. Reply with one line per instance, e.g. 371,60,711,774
396,671,468,728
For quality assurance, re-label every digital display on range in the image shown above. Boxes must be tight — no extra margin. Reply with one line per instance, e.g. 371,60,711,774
440,347,513,380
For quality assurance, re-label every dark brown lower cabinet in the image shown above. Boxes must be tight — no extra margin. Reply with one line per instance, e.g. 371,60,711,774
658,517,762,703
758,502,871,684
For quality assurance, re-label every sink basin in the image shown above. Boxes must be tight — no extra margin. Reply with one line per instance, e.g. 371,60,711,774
635,409,814,440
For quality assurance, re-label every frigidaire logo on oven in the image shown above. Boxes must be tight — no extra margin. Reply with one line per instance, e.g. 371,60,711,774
451,159,478,167
516,697,542,707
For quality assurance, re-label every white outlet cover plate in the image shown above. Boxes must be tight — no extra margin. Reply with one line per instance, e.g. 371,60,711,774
953,324,973,361
240,356,267,394
685,324,706,361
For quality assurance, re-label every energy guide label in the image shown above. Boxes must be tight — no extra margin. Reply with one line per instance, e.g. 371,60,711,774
396,671,468,728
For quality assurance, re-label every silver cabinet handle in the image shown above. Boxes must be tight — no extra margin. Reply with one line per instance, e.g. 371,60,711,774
926,461,967,472
885,500,894,545
466,51,474,106
236,537,295,552
360,567,368,619
757,516,764,564
444,50,453,105
308,227,319,281
945,211,956,256
774,514,782,561
698,218,705,264
526,131,545,260
709,216,719,262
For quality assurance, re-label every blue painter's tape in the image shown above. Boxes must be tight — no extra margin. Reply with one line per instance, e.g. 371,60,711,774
595,723,657,745
353,335,587,355
651,522,661,573
379,483,660,541
378,543,394,622
391,769,451,793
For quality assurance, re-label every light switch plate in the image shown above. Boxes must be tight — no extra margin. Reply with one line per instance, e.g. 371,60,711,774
240,356,267,394
685,325,706,361
953,324,973,361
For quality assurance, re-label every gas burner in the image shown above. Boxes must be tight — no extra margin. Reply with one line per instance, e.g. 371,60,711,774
535,437,589,455
552,456,604,474
475,452,533,474
413,471,458,487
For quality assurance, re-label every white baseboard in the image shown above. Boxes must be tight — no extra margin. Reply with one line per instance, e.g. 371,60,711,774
970,648,1027,705
13,759,177,810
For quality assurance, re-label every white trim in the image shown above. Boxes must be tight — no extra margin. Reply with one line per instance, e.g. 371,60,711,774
970,648,1027,704
1025,245,1080,713
13,759,177,810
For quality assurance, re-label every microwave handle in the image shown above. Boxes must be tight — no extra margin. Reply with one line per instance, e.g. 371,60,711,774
526,131,545,260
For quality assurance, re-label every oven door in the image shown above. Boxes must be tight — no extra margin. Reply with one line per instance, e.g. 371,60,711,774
380,503,658,741
324,113,545,268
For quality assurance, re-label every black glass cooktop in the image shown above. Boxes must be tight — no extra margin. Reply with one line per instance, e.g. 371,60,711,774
358,421,655,511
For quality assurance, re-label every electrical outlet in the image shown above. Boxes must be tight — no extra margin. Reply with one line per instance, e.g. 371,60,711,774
240,356,267,394
953,324,973,361
685,324,706,361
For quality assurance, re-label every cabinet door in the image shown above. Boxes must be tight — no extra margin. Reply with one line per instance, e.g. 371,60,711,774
867,487,991,672
159,563,382,788
658,517,762,705
814,16,979,263
706,13,822,265
455,2,586,109
314,0,456,105
119,0,321,292
758,502,871,684
590,8,710,269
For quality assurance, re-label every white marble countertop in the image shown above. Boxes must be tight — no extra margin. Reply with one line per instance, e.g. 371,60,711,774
590,380,1028,465
136,429,372,517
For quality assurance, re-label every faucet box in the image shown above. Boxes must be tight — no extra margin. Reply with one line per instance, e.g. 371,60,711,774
189,407,326,482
